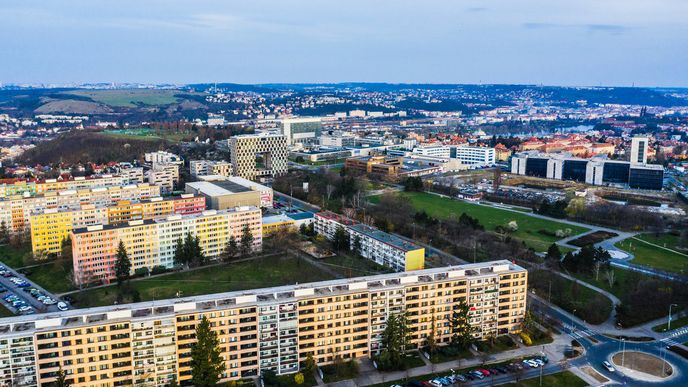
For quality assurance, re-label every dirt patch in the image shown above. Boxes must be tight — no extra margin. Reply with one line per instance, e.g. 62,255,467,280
611,351,672,378
568,231,618,247
581,366,609,383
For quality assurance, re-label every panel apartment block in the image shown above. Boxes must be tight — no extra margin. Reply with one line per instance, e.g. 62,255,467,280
0,260,527,386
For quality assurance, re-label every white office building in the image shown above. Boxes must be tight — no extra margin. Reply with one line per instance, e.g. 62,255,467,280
451,146,496,166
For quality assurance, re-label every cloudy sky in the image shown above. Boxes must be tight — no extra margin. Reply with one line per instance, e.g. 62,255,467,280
2,0,687,86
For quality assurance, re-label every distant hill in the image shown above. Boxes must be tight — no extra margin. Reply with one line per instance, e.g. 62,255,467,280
35,99,113,114
17,131,167,165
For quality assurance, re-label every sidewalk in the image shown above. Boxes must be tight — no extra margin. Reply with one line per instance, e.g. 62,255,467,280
351,335,569,386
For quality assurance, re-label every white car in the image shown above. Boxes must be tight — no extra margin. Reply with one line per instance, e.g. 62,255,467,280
602,361,615,372
57,302,69,311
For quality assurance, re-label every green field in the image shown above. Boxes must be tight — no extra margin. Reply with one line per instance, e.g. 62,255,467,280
615,236,688,274
568,268,636,299
0,244,33,268
500,371,587,387
320,253,394,277
378,192,589,252
65,89,181,107
103,128,188,142
652,315,688,333
22,259,75,294
0,304,14,318
70,254,337,308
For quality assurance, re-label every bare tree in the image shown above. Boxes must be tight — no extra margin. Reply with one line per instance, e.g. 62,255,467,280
606,269,616,288
326,184,335,201
593,261,602,281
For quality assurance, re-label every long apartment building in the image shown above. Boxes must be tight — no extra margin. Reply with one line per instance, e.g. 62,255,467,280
314,211,425,271
30,194,205,256
0,174,144,199
71,207,262,285
0,260,527,387
0,184,161,233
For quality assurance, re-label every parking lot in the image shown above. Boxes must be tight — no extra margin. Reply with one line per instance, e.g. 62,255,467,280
0,264,68,316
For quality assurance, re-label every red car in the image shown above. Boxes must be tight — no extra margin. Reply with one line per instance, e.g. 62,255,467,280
479,369,491,376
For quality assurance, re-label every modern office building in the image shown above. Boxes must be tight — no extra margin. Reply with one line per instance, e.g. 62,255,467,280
511,152,664,190
450,146,496,166
630,136,649,164
189,160,233,179
71,207,262,285
344,155,403,177
412,144,451,159
0,184,162,234
314,211,425,271
228,134,288,180
0,260,527,386
29,195,205,255
279,117,322,146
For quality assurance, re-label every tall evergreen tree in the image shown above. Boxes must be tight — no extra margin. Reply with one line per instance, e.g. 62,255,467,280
190,316,226,387
173,237,184,266
449,301,476,349
223,236,238,261
240,225,254,257
55,365,69,387
114,240,131,287
332,225,350,252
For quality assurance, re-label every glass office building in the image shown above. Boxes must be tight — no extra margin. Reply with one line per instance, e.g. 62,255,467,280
602,162,631,184
525,158,548,178
562,160,588,182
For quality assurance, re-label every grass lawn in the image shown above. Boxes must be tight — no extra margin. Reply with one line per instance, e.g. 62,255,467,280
568,268,636,299
0,244,33,268
0,304,14,318
427,347,473,364
652,315,688,333
615,236,688,274
65,89,181,107
530,270,613,325
269,372,317,387
321,361,359,383
376,192,589,252
636,232,684,250
320,253,394,277
70,254,337,308
500,371,587,387
475,335,519,354
20,259,75,294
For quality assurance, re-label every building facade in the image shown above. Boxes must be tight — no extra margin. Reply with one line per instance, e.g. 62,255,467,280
511,151,664,190
0,260,527,387
71,207,262,285
450,146,496,166
189,160,233,179
279,117,322,146
228,134,288,180
30,195,205,255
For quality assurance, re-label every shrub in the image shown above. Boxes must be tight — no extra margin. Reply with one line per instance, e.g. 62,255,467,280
134,267,149,277
150,265,168,275
519,332,533,346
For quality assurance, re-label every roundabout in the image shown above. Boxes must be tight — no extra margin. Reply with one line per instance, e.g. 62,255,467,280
610,351,674,382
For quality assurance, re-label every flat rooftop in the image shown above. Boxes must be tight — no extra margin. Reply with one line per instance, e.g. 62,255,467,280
186,181,251,196
349,223,422,252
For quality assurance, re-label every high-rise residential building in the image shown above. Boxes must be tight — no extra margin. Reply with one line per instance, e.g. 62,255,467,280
30,194,205,255
630,136,649,164
279,117,322,145
146,164,179,193
144,151,184,168
189,159,233,178
0,260,527,386
228,134,288,180
71,207,262,285
0,174,147,199
0,184,161,234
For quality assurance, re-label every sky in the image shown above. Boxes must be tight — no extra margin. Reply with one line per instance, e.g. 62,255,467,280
1,0,687,87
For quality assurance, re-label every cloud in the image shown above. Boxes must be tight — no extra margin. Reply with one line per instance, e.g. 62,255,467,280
522,22,632,35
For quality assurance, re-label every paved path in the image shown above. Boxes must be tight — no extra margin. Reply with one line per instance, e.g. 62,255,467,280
554,271,621,331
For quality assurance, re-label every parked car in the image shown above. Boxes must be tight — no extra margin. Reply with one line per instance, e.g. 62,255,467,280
57,302,69,311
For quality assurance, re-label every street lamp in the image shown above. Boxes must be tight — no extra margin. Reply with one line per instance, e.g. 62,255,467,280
621,338,626,368
668,303,678,331
571,309,577,334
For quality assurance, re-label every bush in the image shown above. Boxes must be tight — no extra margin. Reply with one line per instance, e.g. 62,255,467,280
134,267,149,277
519,332,533,346
150,265,168,275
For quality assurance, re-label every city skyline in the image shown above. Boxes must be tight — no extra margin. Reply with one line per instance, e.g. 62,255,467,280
2,0,688,87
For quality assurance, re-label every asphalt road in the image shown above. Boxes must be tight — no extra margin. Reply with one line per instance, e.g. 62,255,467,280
530,296,688,386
